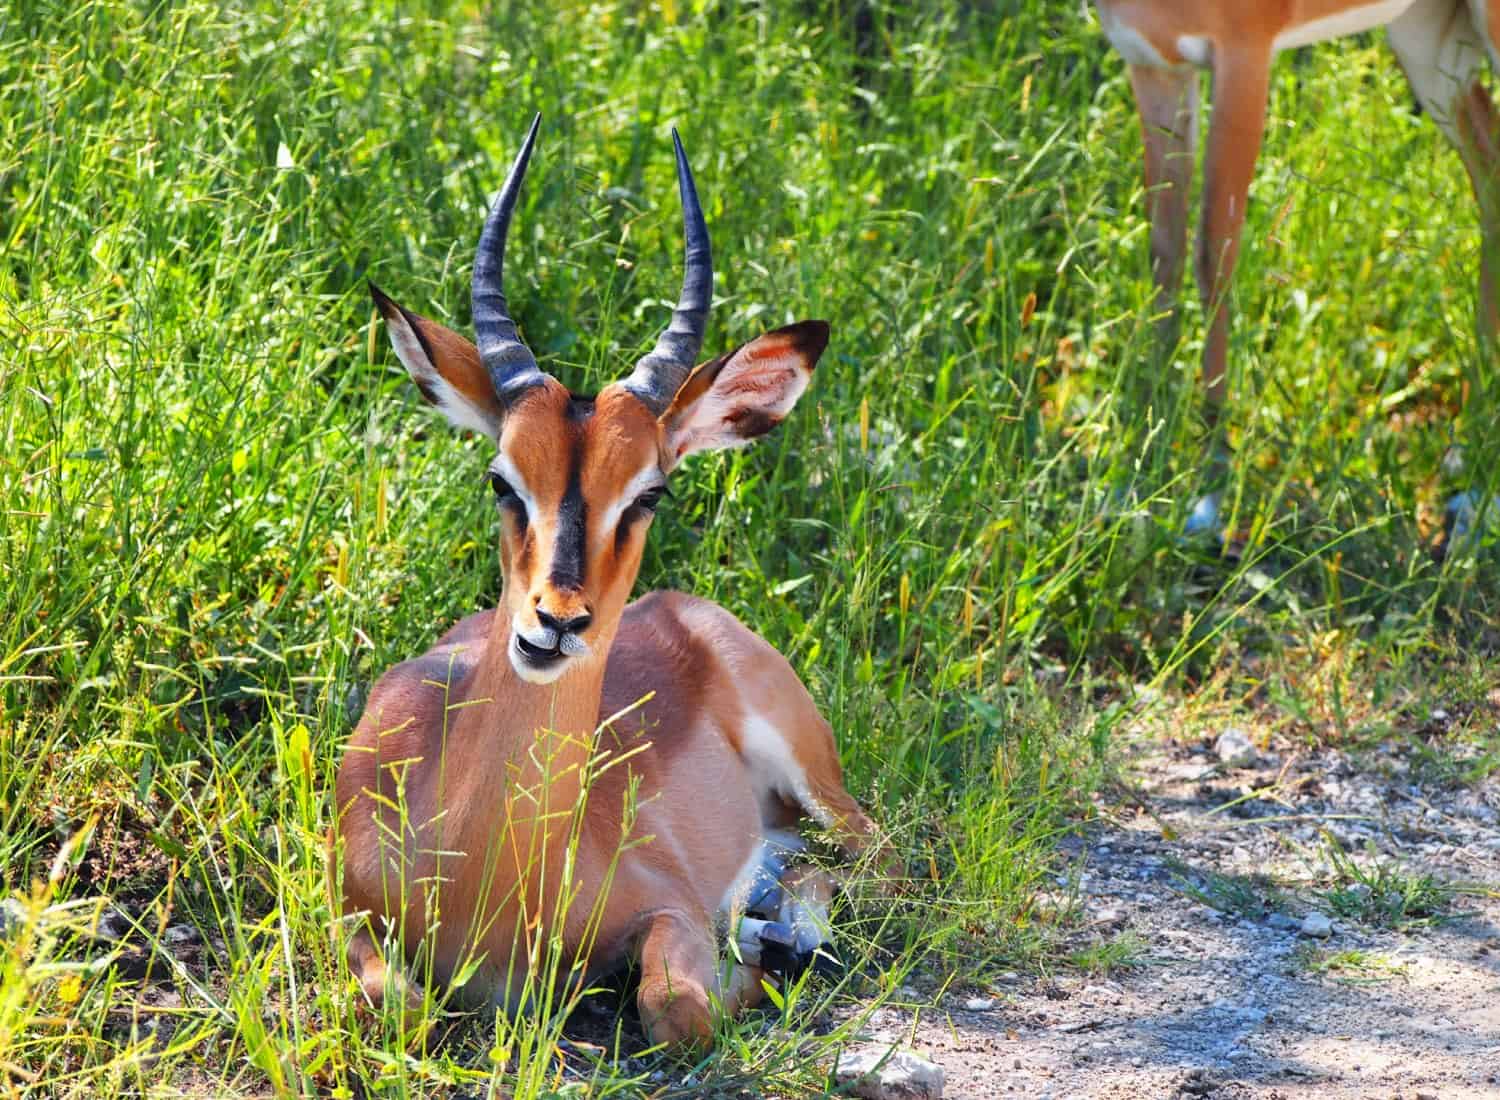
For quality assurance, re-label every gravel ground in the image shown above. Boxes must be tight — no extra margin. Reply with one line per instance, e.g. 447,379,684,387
860,734,1500,1099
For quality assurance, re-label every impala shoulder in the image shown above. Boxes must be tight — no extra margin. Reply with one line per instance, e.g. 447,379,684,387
433,609,497,650
348,645,478,751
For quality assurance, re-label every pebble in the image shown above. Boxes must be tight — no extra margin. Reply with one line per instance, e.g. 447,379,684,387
0,898,23,939
1215,728,1258,768
1300,912,1334,939
1266,912,1299,931
163,924,201,947
96,908,133,941
835,1047,945,1100
963,997,996,1012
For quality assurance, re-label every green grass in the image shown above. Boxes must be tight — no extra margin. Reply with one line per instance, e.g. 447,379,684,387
1066,930,1147,978
1293,945,1409,984
1318,837,1457,931
1167,860,1296,921
3,0,1499,1094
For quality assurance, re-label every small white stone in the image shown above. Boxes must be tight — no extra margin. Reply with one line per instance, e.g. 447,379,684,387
1300,912,1334,939
962,997,996,1012
163,924,201,946
0,898,26,939
835,1047,945,1100
1215,728,1258,768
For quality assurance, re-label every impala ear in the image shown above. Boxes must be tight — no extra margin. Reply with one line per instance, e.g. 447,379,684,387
659,321,828,468
369,282,504,439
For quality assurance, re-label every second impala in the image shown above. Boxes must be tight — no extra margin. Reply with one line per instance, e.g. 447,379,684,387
1097,0,1498,530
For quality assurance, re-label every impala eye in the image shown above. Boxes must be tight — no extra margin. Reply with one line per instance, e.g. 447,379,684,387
633,485,667,513
488,471,522,510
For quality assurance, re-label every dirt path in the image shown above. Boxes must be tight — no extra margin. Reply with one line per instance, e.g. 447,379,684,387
870,737,1500,1099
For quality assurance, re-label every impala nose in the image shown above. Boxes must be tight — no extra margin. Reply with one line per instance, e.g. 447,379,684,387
536,607,592,637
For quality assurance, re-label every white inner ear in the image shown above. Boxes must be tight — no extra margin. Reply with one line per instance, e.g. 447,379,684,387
384,309,500,440
666,352,810,466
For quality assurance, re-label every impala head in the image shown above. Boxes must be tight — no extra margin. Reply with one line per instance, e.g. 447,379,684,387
370,116,828,684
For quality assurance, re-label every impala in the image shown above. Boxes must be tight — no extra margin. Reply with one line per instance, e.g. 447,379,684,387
334,117,881,1046
1096,0,1499,533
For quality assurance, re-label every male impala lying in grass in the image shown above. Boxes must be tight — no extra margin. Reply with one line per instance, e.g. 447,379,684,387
333,116,882,1046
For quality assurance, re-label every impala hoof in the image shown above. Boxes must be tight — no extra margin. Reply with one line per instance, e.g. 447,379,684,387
1182,491,1221,538
1441,491,1500,557
639,980,714,1049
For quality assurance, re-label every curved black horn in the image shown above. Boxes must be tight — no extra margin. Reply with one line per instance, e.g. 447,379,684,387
623,129,713,415
473,113,547,402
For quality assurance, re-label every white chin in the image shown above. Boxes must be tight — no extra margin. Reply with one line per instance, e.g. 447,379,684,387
509,644,572,684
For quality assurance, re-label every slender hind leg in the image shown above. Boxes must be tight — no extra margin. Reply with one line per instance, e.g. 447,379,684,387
1127,62,1199,346
1390,1,1499,549
1393,1,1497,351
734,637,888,871
1458,83,1500,354
783,711,899,884
1194,43,1272,415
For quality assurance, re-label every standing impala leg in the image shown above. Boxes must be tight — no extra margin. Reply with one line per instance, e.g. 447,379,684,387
1195,44,1272,417
1128,63,1199,345
1391,1,1496,350
1457,84,1500,353
1389,1,1499,548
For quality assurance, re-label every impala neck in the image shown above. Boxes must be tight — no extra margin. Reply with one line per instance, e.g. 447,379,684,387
442,609,614,873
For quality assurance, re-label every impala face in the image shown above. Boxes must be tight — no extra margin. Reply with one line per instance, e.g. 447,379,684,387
488,382,665,682
370,116,828,684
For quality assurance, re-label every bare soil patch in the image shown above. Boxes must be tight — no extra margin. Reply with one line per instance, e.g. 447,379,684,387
861,736,1500,1099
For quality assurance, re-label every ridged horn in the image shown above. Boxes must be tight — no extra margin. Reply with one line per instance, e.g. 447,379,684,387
473,113,548,402
623,129,713,415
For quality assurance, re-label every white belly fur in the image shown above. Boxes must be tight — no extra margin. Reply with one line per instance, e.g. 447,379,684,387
1099,5,1172,67
1274,0,1420,52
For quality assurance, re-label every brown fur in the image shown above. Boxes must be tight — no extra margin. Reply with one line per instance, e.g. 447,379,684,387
335,310,876,1046
1097,0,1500,410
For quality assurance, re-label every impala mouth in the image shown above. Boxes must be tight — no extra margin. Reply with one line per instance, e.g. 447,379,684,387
514,632,565,666
510,622,591,683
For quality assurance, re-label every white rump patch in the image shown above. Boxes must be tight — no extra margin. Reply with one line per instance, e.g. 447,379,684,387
739,715,833,829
